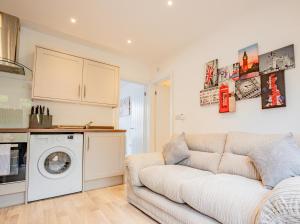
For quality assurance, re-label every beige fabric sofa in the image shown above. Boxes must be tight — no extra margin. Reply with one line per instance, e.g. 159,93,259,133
126,132,300,224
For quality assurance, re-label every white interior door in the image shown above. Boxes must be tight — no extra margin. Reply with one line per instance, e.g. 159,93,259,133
119,81,146,155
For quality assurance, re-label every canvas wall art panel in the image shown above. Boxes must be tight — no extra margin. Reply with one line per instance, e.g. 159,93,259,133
200,87,219,105
218,66,231,83
218,63,240,83
120,97,131,117
261,71,286,109
259,44,295,75
239,43,259,80
204,59,218,89
219,79,236,113
231,62,240,80
235,76,261,101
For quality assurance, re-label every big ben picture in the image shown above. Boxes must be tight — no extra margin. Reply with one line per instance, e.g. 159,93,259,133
238,43,259,80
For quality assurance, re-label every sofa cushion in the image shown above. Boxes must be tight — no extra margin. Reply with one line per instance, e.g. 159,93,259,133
249,134,300,189
163,133,190,165
181,174,270,224
180,133,227,173
218,132,285,180
139,165,212,203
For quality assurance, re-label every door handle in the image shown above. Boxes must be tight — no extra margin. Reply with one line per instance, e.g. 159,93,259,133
84,85,86,98
87,136,90,151
78,85,81,98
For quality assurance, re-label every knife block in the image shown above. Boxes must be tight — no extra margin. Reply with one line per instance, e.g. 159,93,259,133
29,114,52,129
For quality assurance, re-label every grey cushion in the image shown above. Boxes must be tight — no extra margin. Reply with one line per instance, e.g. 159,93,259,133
248,133,300,189
163,133,190,165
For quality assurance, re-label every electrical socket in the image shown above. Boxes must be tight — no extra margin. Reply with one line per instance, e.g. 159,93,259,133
175,114,185,121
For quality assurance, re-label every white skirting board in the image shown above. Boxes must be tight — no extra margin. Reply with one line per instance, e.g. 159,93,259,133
0,176,123,208
0,192,25,208
0,182,26,208
83,175,124,191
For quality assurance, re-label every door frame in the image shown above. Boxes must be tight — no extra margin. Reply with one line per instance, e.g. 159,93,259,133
148,73,174,152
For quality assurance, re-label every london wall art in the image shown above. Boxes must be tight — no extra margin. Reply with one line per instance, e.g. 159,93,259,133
232,63,240,81
239,43,260,80
204,59,218,89
200,87,219,106
218,66,231,83
235,77,261,101
200,43,295,113
259,44,295,75
219,79,236,113
261,70,286,109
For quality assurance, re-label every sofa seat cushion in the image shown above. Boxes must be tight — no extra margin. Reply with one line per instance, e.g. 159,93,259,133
181,174,270,224
139,165,212,203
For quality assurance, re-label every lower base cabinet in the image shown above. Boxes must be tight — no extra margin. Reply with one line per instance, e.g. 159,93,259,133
83,132,125,191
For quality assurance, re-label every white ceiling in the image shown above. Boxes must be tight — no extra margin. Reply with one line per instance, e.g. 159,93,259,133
0,0,264,66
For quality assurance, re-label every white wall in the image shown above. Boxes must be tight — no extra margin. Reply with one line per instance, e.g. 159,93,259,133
155,1,300,134
0,26,152,127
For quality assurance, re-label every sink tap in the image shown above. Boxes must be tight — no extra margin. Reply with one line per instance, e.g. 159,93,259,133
84,121,93,129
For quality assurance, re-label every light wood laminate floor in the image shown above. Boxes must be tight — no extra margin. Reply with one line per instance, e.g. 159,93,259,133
0,185,157,224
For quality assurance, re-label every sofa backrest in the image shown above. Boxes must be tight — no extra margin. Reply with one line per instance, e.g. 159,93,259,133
180,134,227,173
218,132,300,180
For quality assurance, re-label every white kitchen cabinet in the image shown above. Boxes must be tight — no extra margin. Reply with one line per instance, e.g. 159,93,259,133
32,47,83,102
82,59,119,106
83,132,125,190
32,47,120,107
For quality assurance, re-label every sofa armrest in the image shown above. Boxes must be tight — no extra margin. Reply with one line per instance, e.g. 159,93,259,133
256,177,300,224
125,152,165,187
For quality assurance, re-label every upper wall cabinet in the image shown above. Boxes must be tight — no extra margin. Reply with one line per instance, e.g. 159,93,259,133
32,47,120,107
82,59,119,106
33,47,83,102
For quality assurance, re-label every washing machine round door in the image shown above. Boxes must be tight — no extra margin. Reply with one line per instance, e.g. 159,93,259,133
38,146,75,179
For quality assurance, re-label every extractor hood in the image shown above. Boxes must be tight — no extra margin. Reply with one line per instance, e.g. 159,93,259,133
0,11,25,75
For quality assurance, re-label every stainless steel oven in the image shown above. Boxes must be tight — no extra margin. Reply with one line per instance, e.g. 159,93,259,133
0,133,27,184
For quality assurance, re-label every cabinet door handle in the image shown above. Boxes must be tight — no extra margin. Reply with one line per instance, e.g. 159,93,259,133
78,85,81,98
87,136,90,151
84,85,86,98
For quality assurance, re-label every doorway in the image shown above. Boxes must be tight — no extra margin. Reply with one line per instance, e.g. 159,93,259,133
119,80,147,155
151,78,172,152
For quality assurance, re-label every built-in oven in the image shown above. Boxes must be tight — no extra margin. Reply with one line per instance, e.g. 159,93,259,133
0,133,27,184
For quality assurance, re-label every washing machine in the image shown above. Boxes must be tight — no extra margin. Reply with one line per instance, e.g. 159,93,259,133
28,134,83,202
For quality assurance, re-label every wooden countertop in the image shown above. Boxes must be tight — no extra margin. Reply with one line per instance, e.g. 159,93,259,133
0,128,126,133
0,128,28,133
30,128,126,133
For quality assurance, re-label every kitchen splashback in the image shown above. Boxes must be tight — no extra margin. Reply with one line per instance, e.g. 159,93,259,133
0,108,24,128
0,72,32,128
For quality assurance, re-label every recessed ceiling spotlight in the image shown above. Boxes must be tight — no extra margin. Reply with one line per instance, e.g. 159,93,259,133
127,39,132,44
167,0,173,6
70,17,77,24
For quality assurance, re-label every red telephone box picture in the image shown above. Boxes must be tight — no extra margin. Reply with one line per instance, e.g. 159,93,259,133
219,84,229,113
219,80,236,113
